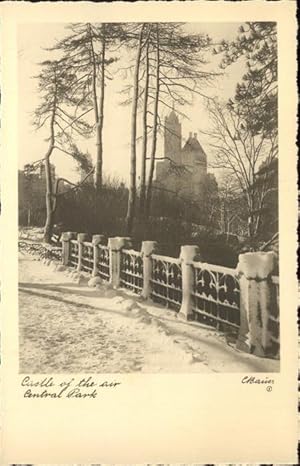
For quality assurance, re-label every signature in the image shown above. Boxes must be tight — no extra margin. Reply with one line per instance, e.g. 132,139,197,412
241,376,275,385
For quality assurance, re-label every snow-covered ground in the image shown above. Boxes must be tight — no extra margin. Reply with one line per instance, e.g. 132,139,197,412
19,252,279,373
19,226,45,242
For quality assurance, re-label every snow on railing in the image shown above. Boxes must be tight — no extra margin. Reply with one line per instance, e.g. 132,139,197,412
272,275,279,290
81,241,94,273
191,261,240,331
271,275,279,314
97,244,110,282
269,275,280,347
60,233,280,359
69,239,79,268
151,254,182,310
120,249,143,294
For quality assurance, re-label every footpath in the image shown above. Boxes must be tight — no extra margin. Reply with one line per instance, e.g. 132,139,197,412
19,252,279,373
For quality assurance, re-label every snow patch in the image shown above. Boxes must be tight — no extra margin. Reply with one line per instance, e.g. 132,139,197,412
74,274,87,285
121,299,141,312
19,254,280,373
88,276,102,288
111,296,125,305
56,264,66,272
50,262,59,271
103,289,117,298
95,284,105,290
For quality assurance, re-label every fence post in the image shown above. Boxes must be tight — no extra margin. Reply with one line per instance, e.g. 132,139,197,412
178,245,199,320
92,234,106,277
236,251,277,358
140,241,158,300
77,233,88,272
61,232,75,266
108,237,132,288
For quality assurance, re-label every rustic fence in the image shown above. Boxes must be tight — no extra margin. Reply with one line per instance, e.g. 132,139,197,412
61,232,280,359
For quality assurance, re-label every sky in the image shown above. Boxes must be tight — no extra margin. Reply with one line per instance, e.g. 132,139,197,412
18,22,245,184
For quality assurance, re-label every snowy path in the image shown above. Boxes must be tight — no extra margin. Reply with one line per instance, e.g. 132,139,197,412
19,253,279,373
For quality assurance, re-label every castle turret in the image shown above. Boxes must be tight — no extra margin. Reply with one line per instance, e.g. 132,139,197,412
182,132,207,168
156,109,216,204
164,110,182,163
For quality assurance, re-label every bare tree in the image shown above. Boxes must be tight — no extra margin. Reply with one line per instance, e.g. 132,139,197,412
216,173,247,236
145,23,160,218
207,98,277,242
33,59,93,243
139,24,152,216
50,23,122,194
126,23,146,234
144,23,215,218
121,22,216,226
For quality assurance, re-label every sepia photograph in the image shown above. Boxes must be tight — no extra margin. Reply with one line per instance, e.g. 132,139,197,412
0,1,296,462
18,21,280,374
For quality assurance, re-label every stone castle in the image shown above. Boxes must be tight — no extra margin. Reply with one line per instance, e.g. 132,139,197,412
155,109,217,201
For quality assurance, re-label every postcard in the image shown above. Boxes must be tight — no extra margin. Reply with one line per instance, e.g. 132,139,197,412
0,1,298,463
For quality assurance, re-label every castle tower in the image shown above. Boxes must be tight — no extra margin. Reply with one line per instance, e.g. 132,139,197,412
164,110,182,163
181,132,208,198
182,132,207,169
156,108,216,205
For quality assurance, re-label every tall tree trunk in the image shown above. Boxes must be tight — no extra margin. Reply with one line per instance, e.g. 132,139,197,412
27,207,31,227
247,170,258,246
88,24,100,192
139,27,151,217
43,74,57,244
247,193,256,248
44,153,54,243
95,25,106,193
126,24,145,235
145,25,160,219
220,199,226,233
